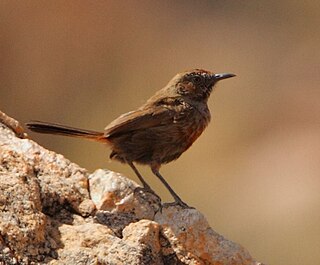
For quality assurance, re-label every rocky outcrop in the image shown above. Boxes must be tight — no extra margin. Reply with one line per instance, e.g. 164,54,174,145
0,111,263,264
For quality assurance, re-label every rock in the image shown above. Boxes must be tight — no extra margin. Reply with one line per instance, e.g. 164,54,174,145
155,207,255,265
89,169,161,219
0,111,264,264
0,119,92,217
0,155,47,262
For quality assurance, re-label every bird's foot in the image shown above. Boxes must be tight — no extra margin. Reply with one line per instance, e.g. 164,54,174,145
134,185,160,198
134,186,162,205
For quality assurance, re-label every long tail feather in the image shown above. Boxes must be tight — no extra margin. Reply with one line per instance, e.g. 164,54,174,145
26,121,105,141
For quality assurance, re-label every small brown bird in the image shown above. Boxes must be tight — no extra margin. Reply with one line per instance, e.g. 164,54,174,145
26,69,235,208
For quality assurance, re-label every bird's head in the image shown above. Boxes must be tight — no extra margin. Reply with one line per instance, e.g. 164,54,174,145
170,69,235,102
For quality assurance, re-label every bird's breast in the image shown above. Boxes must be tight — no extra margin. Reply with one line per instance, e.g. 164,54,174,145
174,104,211,150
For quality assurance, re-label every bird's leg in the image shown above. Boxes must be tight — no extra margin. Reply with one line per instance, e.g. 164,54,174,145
151,165,191,209
126,160,161,200
127,160,151,189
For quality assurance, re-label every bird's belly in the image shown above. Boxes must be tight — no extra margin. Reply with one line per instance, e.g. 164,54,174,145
109,110,210,165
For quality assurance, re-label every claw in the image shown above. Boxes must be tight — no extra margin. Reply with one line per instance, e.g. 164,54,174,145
134,186,162,205
134,186,159,198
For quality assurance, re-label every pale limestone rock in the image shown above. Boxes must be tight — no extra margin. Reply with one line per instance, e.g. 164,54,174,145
123,220,162,262
0,111,264,265
155,207,255,265
0,121,92,217
89,169,160,220
0,157,47,262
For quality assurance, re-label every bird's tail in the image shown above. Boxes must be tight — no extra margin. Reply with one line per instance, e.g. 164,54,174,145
26,121,105,141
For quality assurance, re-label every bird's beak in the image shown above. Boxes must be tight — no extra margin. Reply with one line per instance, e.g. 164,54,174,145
213,73,236,81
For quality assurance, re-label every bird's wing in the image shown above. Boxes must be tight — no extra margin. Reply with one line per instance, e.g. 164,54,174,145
104,105,175,138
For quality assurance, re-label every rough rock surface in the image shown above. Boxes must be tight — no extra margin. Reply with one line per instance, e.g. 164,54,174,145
0,111,264,265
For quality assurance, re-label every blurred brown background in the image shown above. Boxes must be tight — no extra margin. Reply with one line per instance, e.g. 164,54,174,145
1,1,320,264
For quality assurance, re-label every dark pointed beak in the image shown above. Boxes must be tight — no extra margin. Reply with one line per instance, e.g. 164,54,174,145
213,73,236,81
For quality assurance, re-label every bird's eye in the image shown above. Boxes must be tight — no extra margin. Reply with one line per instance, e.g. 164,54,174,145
192,76,202,84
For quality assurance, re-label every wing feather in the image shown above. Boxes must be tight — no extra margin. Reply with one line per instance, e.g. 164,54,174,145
104,106,175,138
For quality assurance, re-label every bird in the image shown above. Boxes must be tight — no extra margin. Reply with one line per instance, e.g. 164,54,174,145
26,69,235,208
